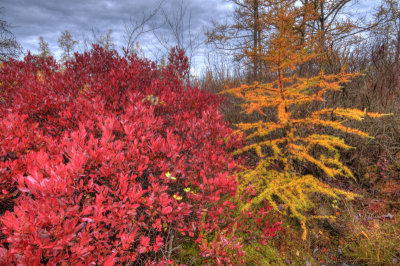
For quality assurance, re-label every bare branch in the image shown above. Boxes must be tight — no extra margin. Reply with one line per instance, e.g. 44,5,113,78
0,9,21,61
123,0,165,57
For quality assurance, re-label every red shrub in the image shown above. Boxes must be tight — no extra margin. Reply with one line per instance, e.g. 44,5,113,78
0,47,278,264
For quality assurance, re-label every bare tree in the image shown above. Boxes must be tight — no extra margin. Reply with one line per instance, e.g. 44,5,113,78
373,0,400,62
153,0,204,74
0,10,21,62
123,0,164,57
354,0,400,111
58,30,78,62
206,0,267,82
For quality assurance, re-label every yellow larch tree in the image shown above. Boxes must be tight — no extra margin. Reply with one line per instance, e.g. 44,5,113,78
223,0,384,239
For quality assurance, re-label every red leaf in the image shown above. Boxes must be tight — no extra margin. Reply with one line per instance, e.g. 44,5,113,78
162,206,173,215
153,235,163,252
104,253,116,266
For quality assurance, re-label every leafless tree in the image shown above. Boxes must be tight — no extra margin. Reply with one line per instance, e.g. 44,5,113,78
123,0,165,57
206,0,268,82
152,0,204,72
0,9,21,62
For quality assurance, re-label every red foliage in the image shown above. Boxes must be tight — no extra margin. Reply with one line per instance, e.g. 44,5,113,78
0,46,279,264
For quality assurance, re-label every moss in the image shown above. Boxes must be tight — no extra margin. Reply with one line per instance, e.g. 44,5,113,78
243,242,285,265
174,240,203,265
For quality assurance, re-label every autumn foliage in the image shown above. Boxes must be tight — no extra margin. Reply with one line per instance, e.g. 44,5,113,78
0,46,281,264
223,1,384,239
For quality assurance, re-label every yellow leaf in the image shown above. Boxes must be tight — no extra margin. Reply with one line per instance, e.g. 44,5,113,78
173,194,182,200
165,172,176,180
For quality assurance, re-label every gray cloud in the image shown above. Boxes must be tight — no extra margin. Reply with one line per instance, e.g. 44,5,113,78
1,0,377,73
1,0,231,63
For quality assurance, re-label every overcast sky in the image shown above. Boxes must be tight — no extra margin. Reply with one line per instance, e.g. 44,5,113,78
1,0,379,74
